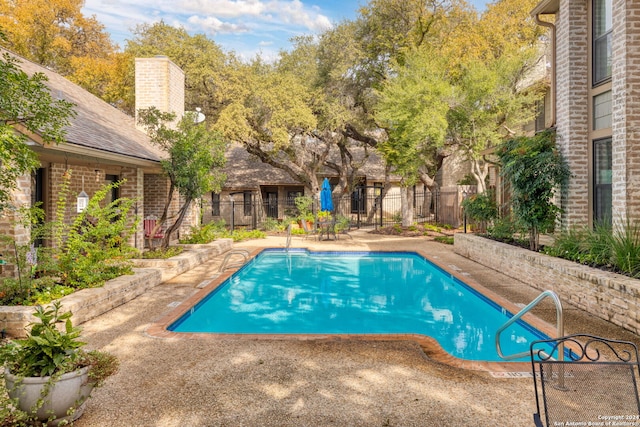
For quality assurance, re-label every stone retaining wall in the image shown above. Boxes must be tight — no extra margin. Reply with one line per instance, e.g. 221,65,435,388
0,239,233,338
454,233,640,335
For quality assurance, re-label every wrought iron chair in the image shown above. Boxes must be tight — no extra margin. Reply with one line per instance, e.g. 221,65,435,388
300,218,318,240
530,334,640,427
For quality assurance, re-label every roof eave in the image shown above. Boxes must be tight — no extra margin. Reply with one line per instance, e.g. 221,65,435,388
532,0,559,16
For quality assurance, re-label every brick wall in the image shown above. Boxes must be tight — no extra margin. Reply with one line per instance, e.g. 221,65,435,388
554,0,590,229
454,233,640,335
134,56,185,130
611,0,640,224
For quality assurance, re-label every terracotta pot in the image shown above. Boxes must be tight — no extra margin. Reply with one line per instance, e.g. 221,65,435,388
4,366,94,424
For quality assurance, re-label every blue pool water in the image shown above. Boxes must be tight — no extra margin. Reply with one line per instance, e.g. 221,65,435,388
169,249,550,361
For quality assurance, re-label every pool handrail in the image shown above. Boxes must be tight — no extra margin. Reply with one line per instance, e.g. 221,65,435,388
218,249,251,272
286,223,292,251
495,290,564,362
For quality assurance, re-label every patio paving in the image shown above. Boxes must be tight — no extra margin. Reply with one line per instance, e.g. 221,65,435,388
73,231,640,427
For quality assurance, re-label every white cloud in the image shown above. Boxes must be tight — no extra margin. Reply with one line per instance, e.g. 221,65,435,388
83,0,338,57
187,15,251,34
176,0,266,18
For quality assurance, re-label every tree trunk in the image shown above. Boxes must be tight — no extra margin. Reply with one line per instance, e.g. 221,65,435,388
401,186,414,227
470,158,489,194
161,197,193,249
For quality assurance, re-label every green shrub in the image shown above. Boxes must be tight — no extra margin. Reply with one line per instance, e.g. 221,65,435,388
334,215,351,233
541,227,588,262
434,236,454,244
496,129,571,251
488,216,522,241
611,219,640,277
142,246,184,259
180,220,226,244
57,182,138,289
461,191,497,232
261,217,281,232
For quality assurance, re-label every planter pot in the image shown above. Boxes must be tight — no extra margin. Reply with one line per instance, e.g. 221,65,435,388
4,366,94,424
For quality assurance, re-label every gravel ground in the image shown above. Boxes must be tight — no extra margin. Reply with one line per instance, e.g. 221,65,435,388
73,232,640,427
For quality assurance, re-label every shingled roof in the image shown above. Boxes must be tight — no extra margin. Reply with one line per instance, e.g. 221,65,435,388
223,143,396,189
3,48,164,163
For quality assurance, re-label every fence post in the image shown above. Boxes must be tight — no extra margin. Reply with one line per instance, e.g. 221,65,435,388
378,194,383,229
231,199,235,231
252,198,257,230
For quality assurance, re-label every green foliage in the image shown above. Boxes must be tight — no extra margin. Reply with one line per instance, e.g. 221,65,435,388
487,216,525,241
294,196,315,222
0,178,140,305
137,107,227,248
180,220,227,244
0,302,118,399
461,191,497,231
496,130,571,251
0,302,84,377
0,53,75,213
434,236,454,245
57,181,138,288
179,220,266,243
0,379,30,426
78,350,119,388
141,246,184,259
334,215,351,233
375,47,452,183
541,219,640,278
260,217,282,232
610,220,640,277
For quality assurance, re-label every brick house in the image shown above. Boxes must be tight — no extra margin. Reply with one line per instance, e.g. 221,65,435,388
0,50,197,259
205,143,409,227
532,0,639,228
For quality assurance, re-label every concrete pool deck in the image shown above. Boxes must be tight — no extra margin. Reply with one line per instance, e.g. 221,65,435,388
74,231,640,427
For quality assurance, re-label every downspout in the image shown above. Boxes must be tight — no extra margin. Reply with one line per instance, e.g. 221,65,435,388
534,13,557,128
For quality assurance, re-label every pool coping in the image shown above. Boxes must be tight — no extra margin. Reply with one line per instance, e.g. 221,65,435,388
146,247,565,372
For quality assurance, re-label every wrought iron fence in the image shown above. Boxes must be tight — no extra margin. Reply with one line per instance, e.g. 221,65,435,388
210,188,464,231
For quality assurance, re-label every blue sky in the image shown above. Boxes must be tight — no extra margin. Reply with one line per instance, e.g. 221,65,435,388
83,0,489,61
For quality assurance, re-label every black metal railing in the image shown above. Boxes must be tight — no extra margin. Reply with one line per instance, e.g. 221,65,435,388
208,188,464,231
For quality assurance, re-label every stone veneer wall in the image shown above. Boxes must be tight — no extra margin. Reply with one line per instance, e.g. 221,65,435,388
0,239,233,337
454,233,640,335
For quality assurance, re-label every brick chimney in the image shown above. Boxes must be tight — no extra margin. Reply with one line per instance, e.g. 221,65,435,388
134,56,185,131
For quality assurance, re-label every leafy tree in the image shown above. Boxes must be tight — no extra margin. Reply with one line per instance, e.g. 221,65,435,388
446,0,546,192
137,108,227,248
0,0,121,105
496,129,571,251
0,51,75,213
0,0,116,74
374,48,452,225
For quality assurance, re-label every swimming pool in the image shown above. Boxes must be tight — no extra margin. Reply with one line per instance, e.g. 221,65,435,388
168,249,551,362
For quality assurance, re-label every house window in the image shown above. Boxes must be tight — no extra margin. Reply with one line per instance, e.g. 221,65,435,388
211,193,220,216
105,175,120,204
593,0,612,85
593,90,612,130
287,191,302,206
594,137,612,224
243,191,252,216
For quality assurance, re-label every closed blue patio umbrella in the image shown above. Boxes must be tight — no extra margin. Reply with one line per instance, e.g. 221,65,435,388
320,178,334,212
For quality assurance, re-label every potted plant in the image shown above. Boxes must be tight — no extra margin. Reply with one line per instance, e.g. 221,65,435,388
294,195,315,229
0,301,118,425
317,210,332,223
